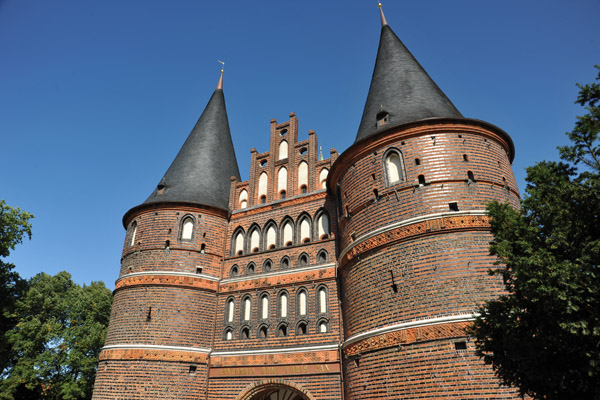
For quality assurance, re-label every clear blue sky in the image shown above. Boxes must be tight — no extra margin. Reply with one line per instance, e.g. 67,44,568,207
2,0,599,289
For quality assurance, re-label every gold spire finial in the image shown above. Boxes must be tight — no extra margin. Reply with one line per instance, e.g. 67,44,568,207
378,3,388,26
216,60,225,90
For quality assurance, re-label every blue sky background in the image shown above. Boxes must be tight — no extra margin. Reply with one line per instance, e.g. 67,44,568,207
2,0,599,289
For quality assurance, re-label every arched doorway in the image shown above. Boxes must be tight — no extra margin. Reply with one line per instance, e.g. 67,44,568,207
236,380,313,400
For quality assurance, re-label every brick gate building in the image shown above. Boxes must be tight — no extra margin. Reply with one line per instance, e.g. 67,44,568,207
92,6,522,399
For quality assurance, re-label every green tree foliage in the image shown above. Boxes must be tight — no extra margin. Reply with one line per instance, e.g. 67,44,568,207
0,272,112,400
469,67,600,399
0,200,33,374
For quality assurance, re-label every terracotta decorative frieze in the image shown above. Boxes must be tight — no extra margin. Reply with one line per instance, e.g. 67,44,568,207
341,215,490,266
231,191,327,219
219,266,336,293
344,321,471,357
114,274,218,292
99,348,209,364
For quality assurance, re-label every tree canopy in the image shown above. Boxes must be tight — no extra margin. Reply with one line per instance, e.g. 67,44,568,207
469,66,600,399
0,272,112,400
0,201,33,375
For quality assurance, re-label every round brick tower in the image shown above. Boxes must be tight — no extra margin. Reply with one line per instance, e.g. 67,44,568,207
328,6,522,399
92,73,240,399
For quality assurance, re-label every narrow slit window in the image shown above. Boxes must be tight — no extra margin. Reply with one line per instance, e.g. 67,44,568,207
129,221,137,247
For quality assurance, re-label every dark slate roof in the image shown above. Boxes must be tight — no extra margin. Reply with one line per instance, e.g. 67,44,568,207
143,88,241,210
355,25,463,143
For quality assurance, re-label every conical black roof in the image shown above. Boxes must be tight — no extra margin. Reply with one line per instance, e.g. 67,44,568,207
355,24,463,143
143,84,240,210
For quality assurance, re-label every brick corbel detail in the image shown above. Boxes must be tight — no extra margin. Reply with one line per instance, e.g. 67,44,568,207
344,321,471,357
341,215,490,266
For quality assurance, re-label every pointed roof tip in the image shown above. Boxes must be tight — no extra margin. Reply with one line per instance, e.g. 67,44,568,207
216,70,224,90
354,18,463,144
378,3,388,27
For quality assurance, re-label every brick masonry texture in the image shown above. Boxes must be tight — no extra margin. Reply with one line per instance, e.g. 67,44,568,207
93,115,522,399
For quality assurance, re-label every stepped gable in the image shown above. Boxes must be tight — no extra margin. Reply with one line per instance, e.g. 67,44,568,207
144,73,241,210
355,7,463,144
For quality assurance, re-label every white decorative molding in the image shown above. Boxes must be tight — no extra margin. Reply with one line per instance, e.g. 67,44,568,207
116,270,220,284
101,343,211,354
342,313,479,349
339,210,487,261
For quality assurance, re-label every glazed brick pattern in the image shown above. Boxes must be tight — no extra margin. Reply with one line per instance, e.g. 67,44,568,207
122,206,227,277
92,360,207,400
343,338,519,399
340,231,504,338
104,285,216,348
336,125,519,247
214,278,340,351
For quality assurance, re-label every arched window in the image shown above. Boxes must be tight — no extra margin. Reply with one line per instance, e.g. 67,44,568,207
280,256,290,270
317,212,330,240
242,296,252,321
277,167,287,196
181,216,194,241
258,325,268,339
263,259,272,272
317,250,328,264
241,326,250,340
260,293,269,320
234,230,244,256
384,149,406,186
299,217,311,243
250,228,260,253
246,262,255,275
238,189,248,209
298,161,308,191
319,168,329,189
277,323,288,337
129,221,137,247
226,298,235,323
279,291,288,318
224,328,233,341
230,265,239,277
297,321,308,335
298,253,309,267
258,172,268,202
266,224,277,249
282,220,293,246
318,319,329,333
279,140,288,160
318,286,328,314
297,289,307,316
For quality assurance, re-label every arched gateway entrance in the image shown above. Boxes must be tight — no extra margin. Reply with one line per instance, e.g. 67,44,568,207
236,380,312,400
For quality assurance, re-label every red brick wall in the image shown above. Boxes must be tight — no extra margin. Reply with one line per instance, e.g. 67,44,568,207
330,120,521,399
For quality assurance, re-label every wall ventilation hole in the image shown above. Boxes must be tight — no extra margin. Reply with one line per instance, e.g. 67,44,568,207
260,159,268,167
463,154,469,162
165,240,170,249
458,134,462,138
418,175,426,186
468,171,475,182
455,341,467,351
415,158,420,166
189,365,197,374
299,147,307,155
449,202,459,212
200,244,206,254
196,267,202,274
280,129,288,136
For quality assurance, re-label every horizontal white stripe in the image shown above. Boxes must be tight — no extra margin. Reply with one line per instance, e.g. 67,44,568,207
102,343,211,353
221,262,336,284
212,343,339,357
342,314,479,348
116,271,220,284
339,210,487,261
